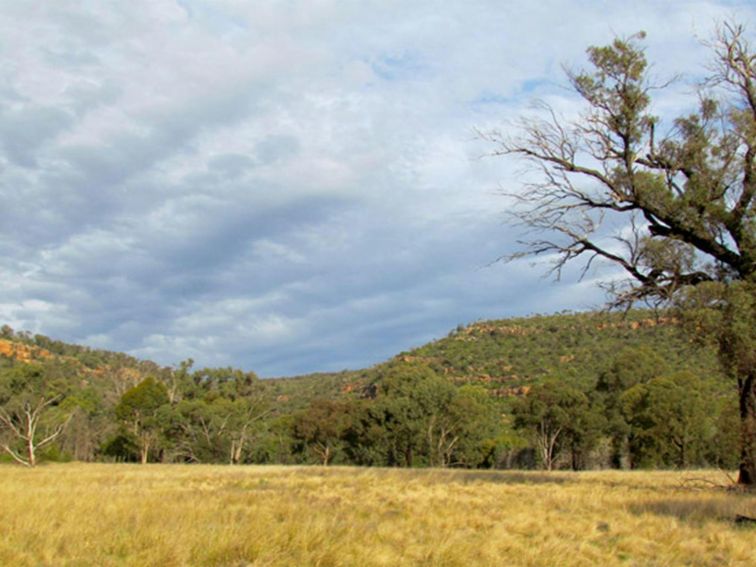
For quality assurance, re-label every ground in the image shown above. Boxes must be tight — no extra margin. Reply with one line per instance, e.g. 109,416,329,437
0,464,753,566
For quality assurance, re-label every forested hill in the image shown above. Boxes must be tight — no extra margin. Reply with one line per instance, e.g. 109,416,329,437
388,310,724,395
0,326,169,397
0,310,723,405
0,310,733,469
223,309,725,405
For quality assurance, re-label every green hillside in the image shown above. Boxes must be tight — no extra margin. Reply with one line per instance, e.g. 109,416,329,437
0,310,735,470
260,310,724,405
1,309,723,406
397,310,724,393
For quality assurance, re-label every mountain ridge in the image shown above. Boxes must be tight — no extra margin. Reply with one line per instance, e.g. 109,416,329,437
0,308,723,407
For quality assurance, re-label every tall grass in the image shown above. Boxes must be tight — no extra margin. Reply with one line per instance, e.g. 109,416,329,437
0,464,753,566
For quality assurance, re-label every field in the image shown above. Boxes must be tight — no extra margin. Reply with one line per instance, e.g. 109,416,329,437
0,464,754,566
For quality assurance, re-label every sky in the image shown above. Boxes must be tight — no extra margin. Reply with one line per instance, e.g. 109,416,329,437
0,1,753,377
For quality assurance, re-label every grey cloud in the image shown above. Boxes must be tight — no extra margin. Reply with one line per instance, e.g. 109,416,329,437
255,135,300,165
0,106,74,166
62,81,122,117
1,0,753,376
207,153,256,177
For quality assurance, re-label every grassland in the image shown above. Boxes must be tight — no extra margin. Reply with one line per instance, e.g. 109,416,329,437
0,464,753,566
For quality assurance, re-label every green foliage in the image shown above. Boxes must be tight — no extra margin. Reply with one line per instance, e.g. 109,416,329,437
292,399,355,465
340,361,501,468
115,377,169,423
371,361,456,467
0,363,75,466
620,372,717,468
0,362,70,403
115,377,170,463
443,385,501,467
0,309,741,470
101,430,140,462
164,399,229,463
595,346,668,468
513,379,601,470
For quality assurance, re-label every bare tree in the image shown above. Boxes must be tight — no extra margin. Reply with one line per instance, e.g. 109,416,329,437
227,398,271,465
0,397,70,467
0,364,72,467
484,24,754,484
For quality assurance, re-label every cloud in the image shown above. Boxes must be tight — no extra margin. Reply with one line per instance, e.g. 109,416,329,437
0,0,753,375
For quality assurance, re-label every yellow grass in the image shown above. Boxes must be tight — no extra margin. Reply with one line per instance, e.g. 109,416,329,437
0,464,753,566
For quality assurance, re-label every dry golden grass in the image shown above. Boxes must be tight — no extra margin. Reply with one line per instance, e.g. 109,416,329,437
0,464,753,566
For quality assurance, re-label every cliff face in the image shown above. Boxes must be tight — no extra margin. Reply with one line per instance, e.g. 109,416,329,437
0,334,159,400
0,338,53,363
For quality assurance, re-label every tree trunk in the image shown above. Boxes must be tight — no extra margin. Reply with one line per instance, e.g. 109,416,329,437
538,422,560,471
140,439,150,464
539,434,555,471
571,443,581,471
538,435,550,471
609,437,623,469
233,438,244,464
229,436,245,464
737,370,755,486
26,436,36,467
25,409,36,467
405,445,413,468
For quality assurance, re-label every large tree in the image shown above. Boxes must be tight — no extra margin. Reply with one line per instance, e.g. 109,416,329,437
620,371,715,469
595,346,669,468
486,24,755,485
293,399,355,466
512,379,597,471
115,377,169,464
367,361,457,467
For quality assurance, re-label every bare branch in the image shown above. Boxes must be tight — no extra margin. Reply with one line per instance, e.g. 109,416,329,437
35,414,73,450
0,443,30,467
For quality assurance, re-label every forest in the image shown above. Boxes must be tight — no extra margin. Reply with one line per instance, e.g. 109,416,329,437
0,310,739,472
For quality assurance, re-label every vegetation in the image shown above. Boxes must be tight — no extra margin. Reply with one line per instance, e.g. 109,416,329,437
0,364,72,466
0,309,740,472
0,464,752,566
512,379,599,471
484,24,755,484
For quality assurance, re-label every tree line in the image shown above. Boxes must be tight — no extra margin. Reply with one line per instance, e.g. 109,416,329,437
0,332,738,471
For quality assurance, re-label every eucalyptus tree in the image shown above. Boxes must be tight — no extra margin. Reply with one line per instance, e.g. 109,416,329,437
293,399,355,466
0,364,72,467
512,379,597,470
620,371,714,468
115,377,169,464
486,23,755,484
596,347,668,468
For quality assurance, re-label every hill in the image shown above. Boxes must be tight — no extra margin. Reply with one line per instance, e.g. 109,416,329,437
0,309,733,469
0,309,723,405
392,310,723,394
286,310,721,402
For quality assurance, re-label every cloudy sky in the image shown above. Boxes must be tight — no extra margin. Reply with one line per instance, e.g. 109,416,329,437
0,1,753,376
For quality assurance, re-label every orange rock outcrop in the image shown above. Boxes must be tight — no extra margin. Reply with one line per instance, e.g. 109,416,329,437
0,339,53,363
